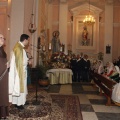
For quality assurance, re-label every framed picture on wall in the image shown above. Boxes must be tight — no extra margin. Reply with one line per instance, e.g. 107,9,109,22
106,45,111,54
77,21,94,47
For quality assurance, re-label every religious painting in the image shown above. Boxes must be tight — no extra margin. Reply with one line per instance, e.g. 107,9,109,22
77,21,93,47
106,45,111,54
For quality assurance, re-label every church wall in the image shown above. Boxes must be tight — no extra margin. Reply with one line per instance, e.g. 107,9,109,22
24,0,39,67
113,27,120,59
24,0,33,53
99,24,104,54
1,1,120,64
113,6,120,59
67,11,73,50
0,7,7,36
52,5,59,32
0,5,7,52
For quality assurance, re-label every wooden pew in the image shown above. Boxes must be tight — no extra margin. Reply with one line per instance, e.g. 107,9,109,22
90,71,117,106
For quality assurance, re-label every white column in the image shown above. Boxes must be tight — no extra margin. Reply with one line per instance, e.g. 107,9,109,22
33,0,39,67
72,16,76,53
59,3,68,54
104,2,113,64
48,4,52,42
10,0,24,51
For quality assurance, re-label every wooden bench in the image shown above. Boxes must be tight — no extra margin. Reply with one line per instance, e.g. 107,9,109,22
90,71,117,106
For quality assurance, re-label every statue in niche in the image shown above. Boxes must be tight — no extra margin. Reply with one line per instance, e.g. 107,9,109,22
51,31,61,53
81,25,89,46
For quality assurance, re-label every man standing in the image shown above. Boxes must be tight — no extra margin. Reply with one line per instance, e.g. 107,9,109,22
9,34,30,109
70,54,77,82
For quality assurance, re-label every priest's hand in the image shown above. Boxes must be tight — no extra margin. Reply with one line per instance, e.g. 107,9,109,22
28,59,32,65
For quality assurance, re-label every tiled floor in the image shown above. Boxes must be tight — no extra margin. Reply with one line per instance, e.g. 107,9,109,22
45,82,120,120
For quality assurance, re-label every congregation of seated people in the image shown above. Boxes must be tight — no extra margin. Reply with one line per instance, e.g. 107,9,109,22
92,59,120,83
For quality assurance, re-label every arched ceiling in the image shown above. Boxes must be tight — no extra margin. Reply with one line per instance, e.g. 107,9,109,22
70,3,103,16
48,0,120,7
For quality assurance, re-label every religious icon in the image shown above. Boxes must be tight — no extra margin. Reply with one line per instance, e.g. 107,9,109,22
106,45,111,54
82,25,89,46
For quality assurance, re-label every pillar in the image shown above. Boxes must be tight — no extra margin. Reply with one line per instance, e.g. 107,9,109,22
104,2,113,64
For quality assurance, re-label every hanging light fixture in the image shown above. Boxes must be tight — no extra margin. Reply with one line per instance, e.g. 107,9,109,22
28,0,37,33
83,0,95,24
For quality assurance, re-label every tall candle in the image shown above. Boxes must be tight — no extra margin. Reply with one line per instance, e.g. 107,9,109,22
49,43,51,50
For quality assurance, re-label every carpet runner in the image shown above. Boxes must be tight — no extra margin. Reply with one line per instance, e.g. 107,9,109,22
8,90,83,120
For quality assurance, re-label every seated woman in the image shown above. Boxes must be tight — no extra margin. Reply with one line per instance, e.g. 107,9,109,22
104,62,114,77
109,66,120,82
97,60,104,74
112,83,120,105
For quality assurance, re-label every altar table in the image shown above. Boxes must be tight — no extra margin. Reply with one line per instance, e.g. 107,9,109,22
46,68,73,85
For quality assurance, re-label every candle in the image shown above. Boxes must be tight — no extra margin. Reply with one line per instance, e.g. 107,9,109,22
49,43,51,50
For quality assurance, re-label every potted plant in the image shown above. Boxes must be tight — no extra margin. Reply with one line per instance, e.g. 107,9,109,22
36,64,50,87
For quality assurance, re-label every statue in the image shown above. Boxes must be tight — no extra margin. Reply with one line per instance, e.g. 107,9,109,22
51,31,60,53
82,26,88,46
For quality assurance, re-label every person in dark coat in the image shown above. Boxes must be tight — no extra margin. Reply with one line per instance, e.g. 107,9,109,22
82,54,91,82
70,54,77,82
77,54,84,82
76,54,81,81
117,56,120,68
0,34,9,119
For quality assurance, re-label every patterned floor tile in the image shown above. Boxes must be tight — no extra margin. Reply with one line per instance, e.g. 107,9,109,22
86,94,106,100
46,84,61,93
82,112,98,120
78,94,91,104
59,84,72,94
46,83,120,120
96,112,120,120
92,105,120,113
72,83,84,94
83,91,99,95
80,104,94,112
89,99,107,105
82,85,98,91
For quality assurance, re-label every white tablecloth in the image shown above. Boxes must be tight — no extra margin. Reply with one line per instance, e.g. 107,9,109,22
46,68,73,84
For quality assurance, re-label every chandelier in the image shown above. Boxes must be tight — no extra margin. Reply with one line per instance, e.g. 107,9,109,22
83,0,95,24
28,0,37,33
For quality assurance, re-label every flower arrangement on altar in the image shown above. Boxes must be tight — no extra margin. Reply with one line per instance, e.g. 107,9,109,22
50,52,70,68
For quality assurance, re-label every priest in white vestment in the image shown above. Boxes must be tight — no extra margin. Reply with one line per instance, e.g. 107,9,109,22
9,34,30,109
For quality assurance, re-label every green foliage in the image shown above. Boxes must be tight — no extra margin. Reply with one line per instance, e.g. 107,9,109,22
36,65,50,79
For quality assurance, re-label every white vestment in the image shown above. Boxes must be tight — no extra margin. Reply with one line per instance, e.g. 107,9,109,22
9,42,28,106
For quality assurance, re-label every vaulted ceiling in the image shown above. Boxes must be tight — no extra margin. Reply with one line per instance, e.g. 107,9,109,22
48,0,120,7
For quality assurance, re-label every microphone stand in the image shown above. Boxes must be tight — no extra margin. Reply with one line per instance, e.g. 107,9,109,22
31,44,41,105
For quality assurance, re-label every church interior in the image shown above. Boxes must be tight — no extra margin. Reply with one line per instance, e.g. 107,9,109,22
1,0,120,120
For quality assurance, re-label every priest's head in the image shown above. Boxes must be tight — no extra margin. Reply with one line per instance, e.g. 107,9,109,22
20,34,30,46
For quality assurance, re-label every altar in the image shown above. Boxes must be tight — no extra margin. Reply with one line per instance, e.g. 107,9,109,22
46,68,73,85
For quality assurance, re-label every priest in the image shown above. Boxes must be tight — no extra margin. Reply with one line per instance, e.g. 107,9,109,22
9,34,30,109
